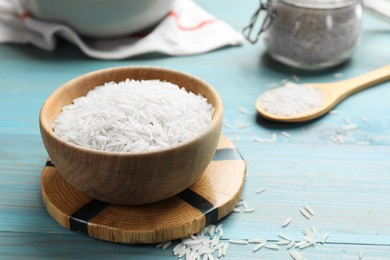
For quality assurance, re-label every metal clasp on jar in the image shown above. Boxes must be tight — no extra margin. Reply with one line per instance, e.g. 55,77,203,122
243,0,277,43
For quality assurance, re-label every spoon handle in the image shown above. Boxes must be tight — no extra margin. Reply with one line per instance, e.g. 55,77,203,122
329,65,390,97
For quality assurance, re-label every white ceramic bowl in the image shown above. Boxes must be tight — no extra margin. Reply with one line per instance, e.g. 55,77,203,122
24,0,174,38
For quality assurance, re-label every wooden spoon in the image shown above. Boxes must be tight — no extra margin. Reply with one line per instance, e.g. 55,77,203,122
256,65,390,123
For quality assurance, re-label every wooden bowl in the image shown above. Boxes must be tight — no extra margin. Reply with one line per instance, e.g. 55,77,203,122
39,67,223,205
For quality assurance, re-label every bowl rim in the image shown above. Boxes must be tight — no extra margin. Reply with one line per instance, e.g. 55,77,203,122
39,66,223,157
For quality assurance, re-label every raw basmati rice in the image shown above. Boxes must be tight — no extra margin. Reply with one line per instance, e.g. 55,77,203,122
252,241,266,252
342,124,358,131
282,216,293,227
53,79,213,152
359,247,364,259
249,238,266,243
300,208,311,219
238,106,250,115
282,131,291,138
361,115,368,122
278,233,292,241
289,250,303,260
242,208,255,213
259,82,324,117
255,187,266,194
329,110,340,115
229,239,248,245
277,239,291,245
321,233,329,244
162,240,172,250
265,244,280,250
343,117,351,124
287,241,296,249
304,206,316,216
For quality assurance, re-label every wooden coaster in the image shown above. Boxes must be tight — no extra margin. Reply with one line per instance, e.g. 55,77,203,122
41,135,246,244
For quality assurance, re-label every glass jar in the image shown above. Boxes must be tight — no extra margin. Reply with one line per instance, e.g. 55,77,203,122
244,0,362,70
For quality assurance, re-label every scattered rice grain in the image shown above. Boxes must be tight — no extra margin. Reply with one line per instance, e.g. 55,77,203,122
278,233,293,241
277,239,291,245
162,240,172,250
229,239,248,245
215,224,223,233
359,247,364,259
282,216,293,227
304,206,316,216
243,208,256,213
208,225,216,236
290,250,303,260
335,134,344,144
156,241,165,248
254,133,277,143
255,187,266,194
329,110,340,115
361,115,368,123
211,235,220,247
252,241,266,252
235,123,250,129
217,247,223,258
342,124,358,131
222,243,229,256
299,241,314,250
249,238,266,243
238,107,250,115
300,208,311,219
282,131,291,138
343,117,351,124
233,207,241,213
287,241,296,249
321,233,329,244
265,244,280,250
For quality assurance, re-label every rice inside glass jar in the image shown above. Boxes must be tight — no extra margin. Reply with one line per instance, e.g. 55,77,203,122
244,0,362,70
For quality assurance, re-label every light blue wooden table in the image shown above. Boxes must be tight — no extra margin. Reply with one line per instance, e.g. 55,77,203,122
1,0,390,259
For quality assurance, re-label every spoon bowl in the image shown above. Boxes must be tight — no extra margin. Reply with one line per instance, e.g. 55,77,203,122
256,65,390,122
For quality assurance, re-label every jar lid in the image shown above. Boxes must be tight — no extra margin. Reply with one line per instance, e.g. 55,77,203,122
280,0,359,9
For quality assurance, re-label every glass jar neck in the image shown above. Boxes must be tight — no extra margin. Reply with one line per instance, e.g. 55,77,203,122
278,0,360,9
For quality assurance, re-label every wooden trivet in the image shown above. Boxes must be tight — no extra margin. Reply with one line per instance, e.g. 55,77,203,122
41,135,246,244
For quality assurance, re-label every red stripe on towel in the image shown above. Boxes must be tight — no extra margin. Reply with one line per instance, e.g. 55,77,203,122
168,11,216,31
20,12,30,20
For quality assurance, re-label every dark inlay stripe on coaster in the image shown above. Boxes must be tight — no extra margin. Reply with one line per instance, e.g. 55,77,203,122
69,200,108,235
45,160,55,167
213,148,243,161
176,189,218,225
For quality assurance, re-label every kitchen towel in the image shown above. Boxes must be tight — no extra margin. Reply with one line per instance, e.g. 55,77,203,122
0,0,245,59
